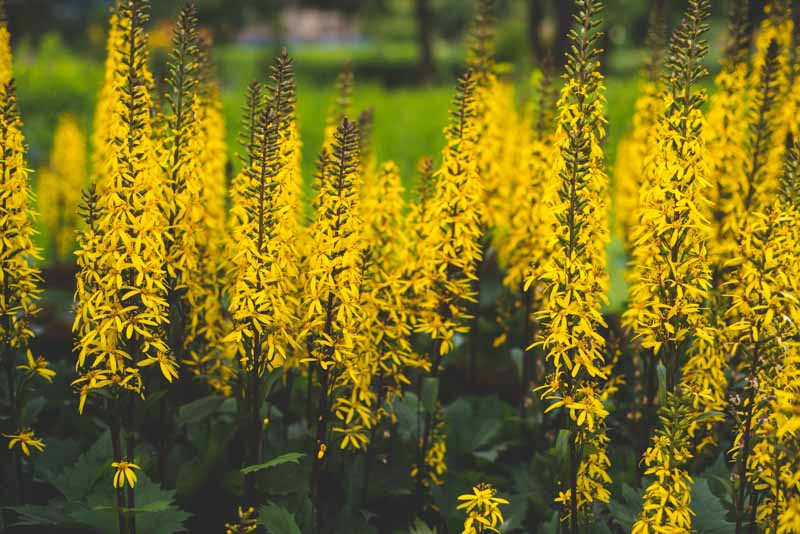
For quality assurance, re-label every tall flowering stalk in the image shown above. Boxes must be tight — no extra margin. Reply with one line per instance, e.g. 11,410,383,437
37,114,87,263
679,1,754,454
750,135,800,533
530,1,611,529
225,51,300,504
722,40,798,533
496,67,558,410
614,0,666,248
159,1,203,362
181,42,232,395
72,2,173,531
357,160,428,500
304,117,363,526
91,5,122,194
413,71,482,498
628,1,713,531
0,0,51,503
705,0,752,256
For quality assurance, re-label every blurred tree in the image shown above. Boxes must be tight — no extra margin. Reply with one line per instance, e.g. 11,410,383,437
415,0,435,83
528,0,545,64
6,0,107,49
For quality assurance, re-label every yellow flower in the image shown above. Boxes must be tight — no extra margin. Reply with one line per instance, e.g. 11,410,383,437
137,353,179,382
111,460,141,489
3,429,45,456
457,483,509,534
17,349,55,382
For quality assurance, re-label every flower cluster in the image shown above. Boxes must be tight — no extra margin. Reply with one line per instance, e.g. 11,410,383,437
528,0,613,527
457,483,509,534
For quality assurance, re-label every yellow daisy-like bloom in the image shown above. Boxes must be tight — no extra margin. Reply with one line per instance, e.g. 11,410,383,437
17,349,56,383
3,429,45,457
111,460,141,489
457,483,509,534
137,353,179,383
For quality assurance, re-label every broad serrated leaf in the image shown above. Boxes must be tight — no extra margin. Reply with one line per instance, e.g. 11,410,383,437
4,502,74,527
241,452,305,475
260,502,301,534
691,478,735,533
50,430,112,502
79,470,190,534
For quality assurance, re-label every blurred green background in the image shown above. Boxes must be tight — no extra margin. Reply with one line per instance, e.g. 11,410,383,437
6,0,763,314
7,0,757,182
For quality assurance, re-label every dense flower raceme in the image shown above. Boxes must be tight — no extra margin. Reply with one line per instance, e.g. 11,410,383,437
528,0,612,525
354,160,428,436
628,1,725,532
10,0,800,531
722,42,800,532
72,0,175,411
409,70,484,489
0,2,50,459
180,53,232,395
158,2,206,364
37,114,87,263
304,117,365,456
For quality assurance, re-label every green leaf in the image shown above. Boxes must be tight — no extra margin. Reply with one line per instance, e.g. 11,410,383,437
608,483,644,532
395,392,420,441
260,502,301,534
421,377,439,414
241,452,305,475
5,502,74,527
691,478,735,533
656,362,667,406
176,394,226,426
77,470,190,534
19,396,46,426
50,431,112,502
408,518,437,534
554,429,571,464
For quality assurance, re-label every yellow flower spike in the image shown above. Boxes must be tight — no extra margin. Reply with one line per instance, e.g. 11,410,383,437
3,429,45,457
527,0,613,523
111,460,141,489
37,114,87,263
0,8,44,393
228,51,299,382
73,0,173,407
